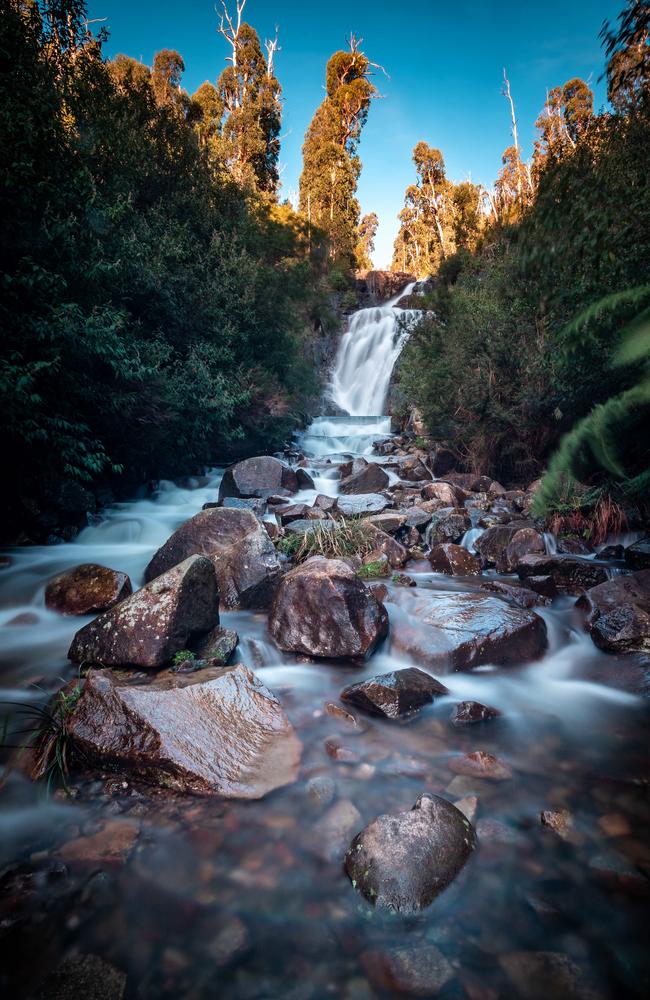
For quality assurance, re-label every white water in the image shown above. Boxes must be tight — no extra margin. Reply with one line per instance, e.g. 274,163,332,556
328,282,420,417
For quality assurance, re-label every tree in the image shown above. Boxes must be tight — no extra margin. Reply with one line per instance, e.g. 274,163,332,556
492,70,534,224
602,0,650,112
356,212,378,269
151,49,185,108
533,78,594,174
213,1,282,194
299,35,379,263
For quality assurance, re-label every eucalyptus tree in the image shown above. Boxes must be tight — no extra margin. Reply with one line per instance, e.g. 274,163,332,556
299,36,380,263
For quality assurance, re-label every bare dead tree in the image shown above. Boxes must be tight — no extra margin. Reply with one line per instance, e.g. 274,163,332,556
217,0,247,69
502,68,523,201
265,28,280,78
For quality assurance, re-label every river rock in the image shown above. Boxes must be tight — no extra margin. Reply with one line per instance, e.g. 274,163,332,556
144,507,281,609
268,557,388,658
499,951,606,1000
577,569,650,654
314,799,363,862
284,517,336,535
404,506,434,529
68,555,218,668
218,455,298,500
516,554,608,593
360,944,454,996
390,590,547,671
296,468,315,490
496,527,545,573
366,512,407,534
45,563,132,616
421,481,458,505
194,624,238,664
345,793,477,912
428,542,481,576
427,509,471,545
474,524,524,567
449,751,512,780
366,529,408,567
430,447,458,477
624,537,650,570
340,667,448,719
220,496,267,516
340,459,389,495
450,701,501,727
336,494,390,517
66,665,301,797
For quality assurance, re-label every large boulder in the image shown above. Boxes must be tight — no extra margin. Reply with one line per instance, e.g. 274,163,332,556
339,458,389,495
428,543,481,576
475,524,527,567
345,793,476,912
390,590,547,671
65,666,301,798
218,456,298,501
268,556,388,658
45,563,132,616
577,570,650,654
68,555,218,669
421,482,458,505
496,527,545,573
144,507,281,609
340,667,448,719
516,554,608,594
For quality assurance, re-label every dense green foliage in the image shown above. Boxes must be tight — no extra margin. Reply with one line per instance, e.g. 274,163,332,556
398,4,650,505
0,1,329,538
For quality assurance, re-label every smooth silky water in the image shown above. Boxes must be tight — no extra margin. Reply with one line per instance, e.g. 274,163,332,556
0,292,649,998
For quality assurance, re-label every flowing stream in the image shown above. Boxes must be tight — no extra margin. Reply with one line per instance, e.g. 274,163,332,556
0,288,649,998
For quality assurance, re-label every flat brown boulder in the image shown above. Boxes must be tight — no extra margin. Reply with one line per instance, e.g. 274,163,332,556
366,512,407,534
345,793,476,912
577,570,650,654
65,665,301,798
340,667,448,719
481,580,549,608
268,556,388,658
45,563,132,616
516,554,608,593
428,542,481,576
339,458,389,494
68,555,218,669
218,455,298,500
496,527,545,573
144,507,281,609
390,590,547,671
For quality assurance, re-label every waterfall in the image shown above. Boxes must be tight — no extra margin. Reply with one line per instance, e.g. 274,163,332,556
298,282,420,457
328,282,420,416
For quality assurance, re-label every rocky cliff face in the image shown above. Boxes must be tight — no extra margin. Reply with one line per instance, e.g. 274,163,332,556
355,269,415,306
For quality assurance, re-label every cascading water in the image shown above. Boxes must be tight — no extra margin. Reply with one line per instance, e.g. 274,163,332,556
299,282,420,457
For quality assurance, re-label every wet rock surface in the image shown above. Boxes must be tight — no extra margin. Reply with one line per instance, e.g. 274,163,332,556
577,569,650,654
339,458,390,494
269,556,388,658
428,542,481,576
360,943,454,996
450,700,502,727
340,667,448,718
336,493,390,516
517,554,608,593
68,555,218,668
144,506,281,609
66,665,301,797
45,563,132,616
449,750,513,780
391,590,547,671
345,793,477,912
218,455,298,500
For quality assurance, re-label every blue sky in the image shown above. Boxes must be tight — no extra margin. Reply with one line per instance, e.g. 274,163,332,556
89,0,622,266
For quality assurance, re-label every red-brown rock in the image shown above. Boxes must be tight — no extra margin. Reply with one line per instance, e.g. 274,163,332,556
144,507,281,609
218,455,298,500
428,542,481,576
45,563,132,616
341,667,448,718
449,751,512,780
268,557,388,658
68,555,218,669
66,665,301,798
577,569,650,654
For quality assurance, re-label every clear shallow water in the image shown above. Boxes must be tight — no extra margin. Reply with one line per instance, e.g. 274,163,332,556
1,303,649,997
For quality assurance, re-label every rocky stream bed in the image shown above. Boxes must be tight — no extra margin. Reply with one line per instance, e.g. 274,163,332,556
1,289,649,999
